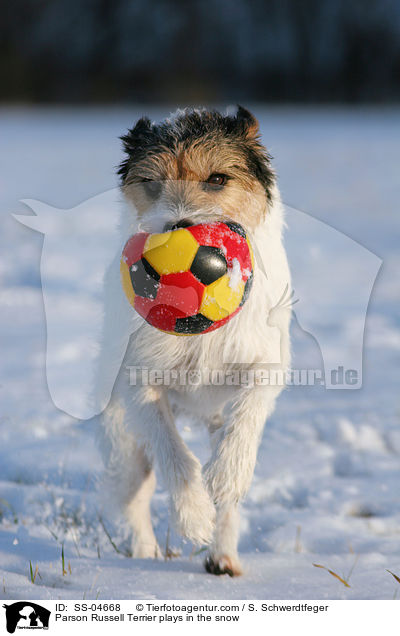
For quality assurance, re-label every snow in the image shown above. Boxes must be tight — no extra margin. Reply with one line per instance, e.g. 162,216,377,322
227,258,242,291
0,106,399,600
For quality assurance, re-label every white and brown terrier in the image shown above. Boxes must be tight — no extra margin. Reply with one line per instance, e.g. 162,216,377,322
98,106,291,576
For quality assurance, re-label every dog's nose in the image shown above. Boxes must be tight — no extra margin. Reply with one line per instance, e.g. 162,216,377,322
163,218,194,232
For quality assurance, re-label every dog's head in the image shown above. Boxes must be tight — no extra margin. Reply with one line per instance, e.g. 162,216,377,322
118,106,275,233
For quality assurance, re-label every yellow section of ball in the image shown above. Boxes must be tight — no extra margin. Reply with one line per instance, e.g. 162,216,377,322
120,258,136,307
200,274,245,321
143,228,199,275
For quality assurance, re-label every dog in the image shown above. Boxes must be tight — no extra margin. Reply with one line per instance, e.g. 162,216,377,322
98,106,291,576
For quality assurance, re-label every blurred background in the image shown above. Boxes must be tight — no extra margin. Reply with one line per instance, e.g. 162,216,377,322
2,0,400,104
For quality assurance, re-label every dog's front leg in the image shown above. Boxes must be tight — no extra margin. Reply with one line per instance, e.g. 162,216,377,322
126,386,215,546
203,386,276,573
204,386,275,504
204,502,242,576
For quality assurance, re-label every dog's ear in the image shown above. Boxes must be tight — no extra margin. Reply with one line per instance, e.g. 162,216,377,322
235,106,275,202
118,117,154,181
236,105,260,139
120,117,153,153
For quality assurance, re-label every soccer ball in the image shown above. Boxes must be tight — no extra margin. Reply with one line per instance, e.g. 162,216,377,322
120,221,254,335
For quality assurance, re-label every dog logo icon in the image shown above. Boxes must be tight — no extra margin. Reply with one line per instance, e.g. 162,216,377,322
14,193,381,418
2,602,50,633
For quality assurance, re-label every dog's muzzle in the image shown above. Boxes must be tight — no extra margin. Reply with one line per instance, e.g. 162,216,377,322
163,218,194,232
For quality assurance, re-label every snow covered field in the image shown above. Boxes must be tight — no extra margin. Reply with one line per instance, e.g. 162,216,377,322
0,106,399,600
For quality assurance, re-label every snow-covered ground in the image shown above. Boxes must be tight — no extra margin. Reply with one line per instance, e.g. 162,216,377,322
0,106,399,600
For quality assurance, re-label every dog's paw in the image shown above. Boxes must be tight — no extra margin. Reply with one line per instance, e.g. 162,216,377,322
204,553,243,577
171,482,215,546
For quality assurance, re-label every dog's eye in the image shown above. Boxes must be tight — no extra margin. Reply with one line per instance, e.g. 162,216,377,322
141,178,162,199
204,173,228,189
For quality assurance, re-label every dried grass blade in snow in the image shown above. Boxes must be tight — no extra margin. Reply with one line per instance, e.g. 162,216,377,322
386,569,400,584
313,563,351,587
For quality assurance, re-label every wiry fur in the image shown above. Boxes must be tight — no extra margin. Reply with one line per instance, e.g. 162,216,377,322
98,106,291,575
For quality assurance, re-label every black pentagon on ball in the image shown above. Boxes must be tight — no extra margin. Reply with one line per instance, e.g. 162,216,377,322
190,246,227,285
130,257,160,299
175,313,213,334
225,221,247,239
239,271,254,307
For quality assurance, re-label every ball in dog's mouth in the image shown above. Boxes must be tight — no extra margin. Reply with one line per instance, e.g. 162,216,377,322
120,220,254,335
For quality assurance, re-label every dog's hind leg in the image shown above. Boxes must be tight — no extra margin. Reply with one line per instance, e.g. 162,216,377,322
124,446,163,558
99,400,162,559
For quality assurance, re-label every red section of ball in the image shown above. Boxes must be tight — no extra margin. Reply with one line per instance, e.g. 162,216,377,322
122,232,149,268
145,304,186,332
133,295,155,321
133,271,205,323
222,234,252,278
134,295,188,331
158,271,205,316
187,222,230,247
